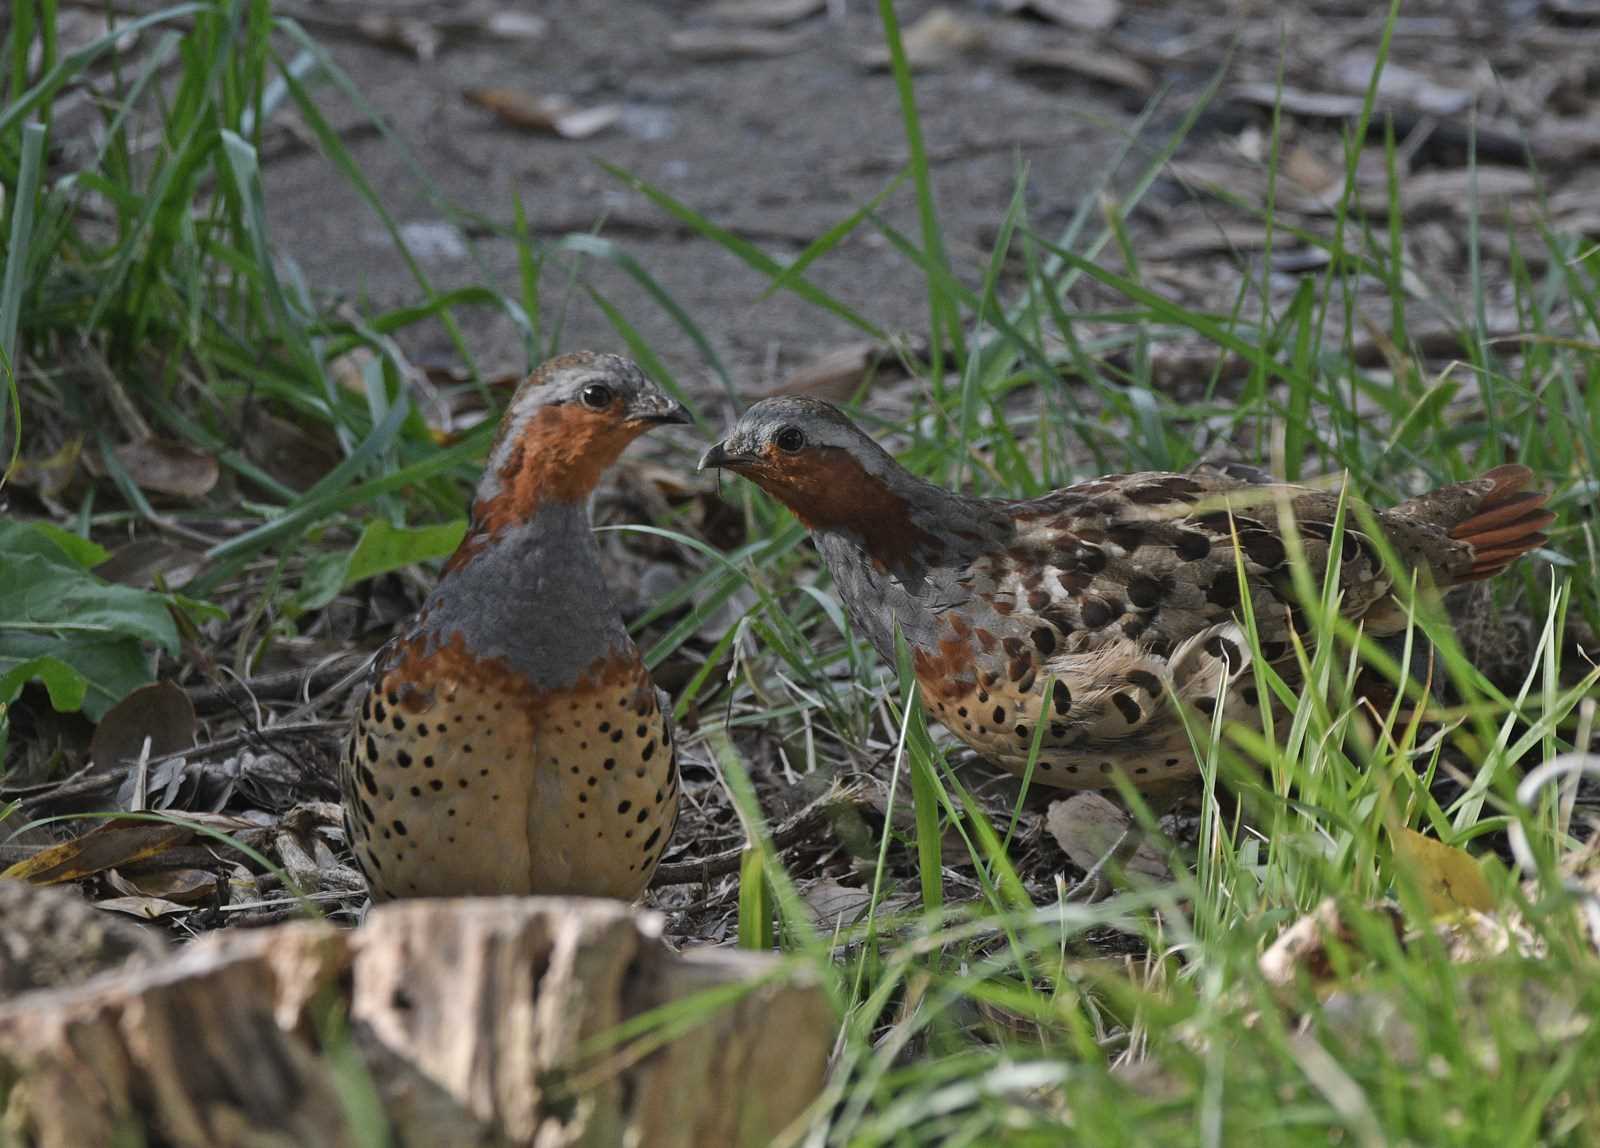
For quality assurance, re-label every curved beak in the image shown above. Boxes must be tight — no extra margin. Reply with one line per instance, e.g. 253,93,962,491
633,397,693,427
698,440,754,472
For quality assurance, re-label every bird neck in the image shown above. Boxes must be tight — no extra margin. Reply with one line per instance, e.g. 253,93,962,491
420,502,632,690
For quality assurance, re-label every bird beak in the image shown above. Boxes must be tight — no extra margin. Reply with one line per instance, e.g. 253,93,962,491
635,399,693,427
698,440,758,472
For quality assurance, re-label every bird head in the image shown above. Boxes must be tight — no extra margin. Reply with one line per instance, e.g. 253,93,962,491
699,396,942,566
473,352,690,518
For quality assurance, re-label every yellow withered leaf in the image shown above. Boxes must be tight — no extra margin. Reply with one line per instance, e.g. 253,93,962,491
0,821,193,885
1390,825,1496,916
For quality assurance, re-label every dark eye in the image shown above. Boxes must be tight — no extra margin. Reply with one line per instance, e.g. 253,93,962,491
580,383,613,410
774,426,805,453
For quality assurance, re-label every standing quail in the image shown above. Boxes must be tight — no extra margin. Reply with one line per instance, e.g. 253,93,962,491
341,353,687,900
700,397,1553,790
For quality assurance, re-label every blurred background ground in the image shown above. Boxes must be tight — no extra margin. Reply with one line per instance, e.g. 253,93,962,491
240,0,1600,388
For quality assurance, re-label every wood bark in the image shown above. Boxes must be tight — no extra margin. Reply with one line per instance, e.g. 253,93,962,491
0,892,832,1148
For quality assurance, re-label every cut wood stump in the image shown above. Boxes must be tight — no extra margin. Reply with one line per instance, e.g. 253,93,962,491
0,892,833,1148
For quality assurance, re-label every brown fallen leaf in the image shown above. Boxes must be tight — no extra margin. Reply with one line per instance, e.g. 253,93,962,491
463,88,621,139
667,25,817,61
803,879,887,925
1045,793,1171,885
860,8,986,71
243,409,342,493
89,680,198,778
1,820,194,885
768,340,913,403
700,0,825,26
110,436,219,499
93,537,206,590
107,866,220,905
1009,43,1153,95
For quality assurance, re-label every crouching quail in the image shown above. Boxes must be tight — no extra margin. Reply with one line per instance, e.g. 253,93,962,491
700,397,1553,791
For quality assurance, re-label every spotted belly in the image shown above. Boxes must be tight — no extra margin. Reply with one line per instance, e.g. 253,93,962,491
340,636,678,900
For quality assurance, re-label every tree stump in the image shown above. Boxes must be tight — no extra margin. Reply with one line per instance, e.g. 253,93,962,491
0,893,833,1147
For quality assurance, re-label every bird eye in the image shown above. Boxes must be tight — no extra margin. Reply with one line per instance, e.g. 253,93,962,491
774,426,806,453
579,383,614,410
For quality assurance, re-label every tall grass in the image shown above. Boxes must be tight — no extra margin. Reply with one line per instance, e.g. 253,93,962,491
4,1,1599,1144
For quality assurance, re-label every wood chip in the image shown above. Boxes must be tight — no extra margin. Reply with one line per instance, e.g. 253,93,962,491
463,88,622,138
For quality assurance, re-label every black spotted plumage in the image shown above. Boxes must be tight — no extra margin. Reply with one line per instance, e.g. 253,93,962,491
703,396,1554,792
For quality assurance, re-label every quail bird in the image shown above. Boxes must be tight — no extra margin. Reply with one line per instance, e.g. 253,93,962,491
700,397,1553,790
341,353,687,900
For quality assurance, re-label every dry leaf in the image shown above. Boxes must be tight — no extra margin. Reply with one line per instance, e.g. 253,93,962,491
94,894,192,919
1390,826,1496,916
13,437,82,500
769,341,908,403
1259,898,1406,989
1399,167,1537,215
1227,82,1367,120
1332,54,1474,117
861,8,986,71
1282,144,1340,196
89,680,197,777
700,0,825,26
1045,794,1171,885
667,26,817,61
330,345,379,397
1146,222,1274,262
111,437,219,499
1000,0,1121,32
93,537,205,590
243,410,342,493
355,14,441,61
0,821,194,885
1009,44,1153,95
463,88,622,139
107,866,220,905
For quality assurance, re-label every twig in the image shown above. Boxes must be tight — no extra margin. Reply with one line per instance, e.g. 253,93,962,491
9,723,344,815
650,785,857,887
185,652,373,715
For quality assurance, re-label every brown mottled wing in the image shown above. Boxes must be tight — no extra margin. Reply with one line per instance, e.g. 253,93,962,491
910,472,1392,785
989,471,1391,657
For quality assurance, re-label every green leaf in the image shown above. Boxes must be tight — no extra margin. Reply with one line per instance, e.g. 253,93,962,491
0,543,180,720
0,656,89,714
298,518,467,611
0,519,108,569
